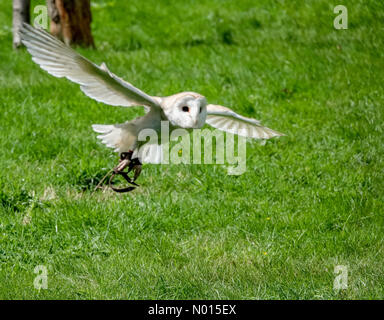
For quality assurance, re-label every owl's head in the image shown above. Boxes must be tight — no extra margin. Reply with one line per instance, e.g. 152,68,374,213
161,92,207,129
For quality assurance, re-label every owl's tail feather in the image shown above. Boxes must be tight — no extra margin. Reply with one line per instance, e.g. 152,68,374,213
92,124,125,153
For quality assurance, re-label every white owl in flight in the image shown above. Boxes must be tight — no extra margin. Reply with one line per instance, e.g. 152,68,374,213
20,24,284,190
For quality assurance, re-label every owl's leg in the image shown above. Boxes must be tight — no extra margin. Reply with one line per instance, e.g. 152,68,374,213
113,151,133,173
114,151,133,172
116,151,142,181
108,151,142,193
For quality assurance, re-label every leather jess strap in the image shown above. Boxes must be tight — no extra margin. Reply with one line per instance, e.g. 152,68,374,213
93,151,142,194
108,170,139,193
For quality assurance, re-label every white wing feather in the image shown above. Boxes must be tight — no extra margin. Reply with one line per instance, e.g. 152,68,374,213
206,104,284,139
19,23,160,109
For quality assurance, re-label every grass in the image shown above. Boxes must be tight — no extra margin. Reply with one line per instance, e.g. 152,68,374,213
0,0,383,299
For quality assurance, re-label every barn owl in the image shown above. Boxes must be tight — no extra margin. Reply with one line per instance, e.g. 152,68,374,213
20,24,284,189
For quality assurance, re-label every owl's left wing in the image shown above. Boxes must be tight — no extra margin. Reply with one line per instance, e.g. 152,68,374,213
19,23,160,109
206,104,284,139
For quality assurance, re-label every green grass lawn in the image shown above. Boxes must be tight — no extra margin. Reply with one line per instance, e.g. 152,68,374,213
0,0,383,299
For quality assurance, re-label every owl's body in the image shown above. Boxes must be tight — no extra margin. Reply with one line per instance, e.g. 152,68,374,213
92,106,164,155
20,24,284,166
92,91,206,159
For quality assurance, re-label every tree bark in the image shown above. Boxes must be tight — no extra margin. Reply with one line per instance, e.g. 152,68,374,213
47,0,94,47
12,0,30,49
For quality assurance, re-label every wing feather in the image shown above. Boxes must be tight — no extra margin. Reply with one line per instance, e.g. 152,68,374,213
20,23,160,109
206,104,284,139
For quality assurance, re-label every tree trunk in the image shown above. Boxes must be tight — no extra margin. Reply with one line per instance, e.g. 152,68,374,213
12,0,30,48
47,0,94,47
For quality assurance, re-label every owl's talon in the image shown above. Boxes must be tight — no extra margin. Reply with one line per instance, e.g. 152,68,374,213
127,157,142,182
132,164,142,182
114,159,130,173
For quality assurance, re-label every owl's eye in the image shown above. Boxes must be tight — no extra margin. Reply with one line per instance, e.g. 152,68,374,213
182,106,189,112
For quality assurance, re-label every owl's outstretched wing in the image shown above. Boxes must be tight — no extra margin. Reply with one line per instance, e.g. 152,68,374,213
20,23,160,109
206,104,284,139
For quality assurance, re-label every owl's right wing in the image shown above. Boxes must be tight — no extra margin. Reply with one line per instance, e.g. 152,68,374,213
206,104,284,139
20,23,160,109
